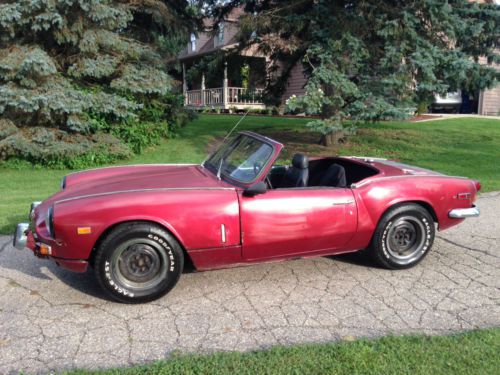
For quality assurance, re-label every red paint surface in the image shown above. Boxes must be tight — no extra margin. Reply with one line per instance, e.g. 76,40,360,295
25,133,479,272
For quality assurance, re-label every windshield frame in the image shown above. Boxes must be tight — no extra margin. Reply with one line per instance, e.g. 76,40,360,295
203,131,283,188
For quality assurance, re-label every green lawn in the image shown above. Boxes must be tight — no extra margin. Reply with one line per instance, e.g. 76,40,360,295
67,328,500,375
1,115,499,234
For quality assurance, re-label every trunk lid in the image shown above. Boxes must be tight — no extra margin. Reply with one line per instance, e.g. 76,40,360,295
346,157,444,178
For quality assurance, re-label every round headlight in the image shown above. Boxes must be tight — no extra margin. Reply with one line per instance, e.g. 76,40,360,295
29,201,41,221
45,206,55,238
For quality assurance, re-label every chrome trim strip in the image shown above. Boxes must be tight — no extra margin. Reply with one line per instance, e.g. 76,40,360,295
332,199,355,205
351,174,470,189
449,206,480,219
66,164,197,176
55,187,236,203
221,224,226,243
345,156,388,162
457,193,471,200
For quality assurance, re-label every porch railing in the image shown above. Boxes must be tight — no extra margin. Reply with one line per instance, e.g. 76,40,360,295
186,90,202,106
185,87,264,107
228,87,264,105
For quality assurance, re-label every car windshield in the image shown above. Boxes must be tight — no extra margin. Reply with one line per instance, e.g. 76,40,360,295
204,134,274,184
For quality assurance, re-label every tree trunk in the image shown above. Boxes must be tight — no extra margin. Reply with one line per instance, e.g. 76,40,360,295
319,83,343,147
320,130,344,147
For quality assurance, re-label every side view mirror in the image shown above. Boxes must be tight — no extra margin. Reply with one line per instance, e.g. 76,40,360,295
243,181,267,196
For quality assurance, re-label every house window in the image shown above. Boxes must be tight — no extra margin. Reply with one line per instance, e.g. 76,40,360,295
218,22,225,45
190,33,197,52
250,11,257,39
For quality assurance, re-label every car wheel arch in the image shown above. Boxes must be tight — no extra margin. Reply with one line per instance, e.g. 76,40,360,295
380,200,439,226
88,220,194,270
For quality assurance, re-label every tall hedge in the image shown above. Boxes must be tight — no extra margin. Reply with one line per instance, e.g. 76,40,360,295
0,0,198,167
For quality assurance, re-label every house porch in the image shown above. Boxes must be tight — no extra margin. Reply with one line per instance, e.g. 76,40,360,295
182,58,266,111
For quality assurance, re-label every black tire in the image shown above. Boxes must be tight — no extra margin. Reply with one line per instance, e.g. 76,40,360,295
370,204,435,270
94,222,184,303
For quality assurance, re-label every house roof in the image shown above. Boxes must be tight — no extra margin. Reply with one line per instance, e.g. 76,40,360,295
178,7,243,61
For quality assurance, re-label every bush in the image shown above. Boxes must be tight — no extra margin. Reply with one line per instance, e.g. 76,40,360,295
416,99,432,115
88,114,166,155
0,119,17,140
0,127,131,168
174,110,198,130
0,0,195,168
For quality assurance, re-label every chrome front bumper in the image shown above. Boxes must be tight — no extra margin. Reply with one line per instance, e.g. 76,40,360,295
13,201,41,250
13,222,30,250
449,205,480,219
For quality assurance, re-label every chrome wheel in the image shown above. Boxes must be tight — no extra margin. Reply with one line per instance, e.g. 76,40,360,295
371,204,435,270
385,216,425,264
111,239,168,292
95,222,184,303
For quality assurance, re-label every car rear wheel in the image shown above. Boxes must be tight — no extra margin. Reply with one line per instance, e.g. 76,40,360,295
370,204,435,269
94,222,184,303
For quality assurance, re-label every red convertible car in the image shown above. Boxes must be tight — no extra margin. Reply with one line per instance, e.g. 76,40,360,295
14,131,480,303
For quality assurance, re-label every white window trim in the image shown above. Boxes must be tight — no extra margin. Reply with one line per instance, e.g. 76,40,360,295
190,33,197,52
218,22,225,45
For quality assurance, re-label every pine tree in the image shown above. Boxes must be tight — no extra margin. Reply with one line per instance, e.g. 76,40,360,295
215,0,500,146
0,0,200,165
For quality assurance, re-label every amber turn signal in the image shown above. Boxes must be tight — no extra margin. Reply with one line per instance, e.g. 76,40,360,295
39,243,52,256
77,227,92,235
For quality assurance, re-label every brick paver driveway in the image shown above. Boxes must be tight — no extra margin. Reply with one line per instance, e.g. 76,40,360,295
1,192,499,374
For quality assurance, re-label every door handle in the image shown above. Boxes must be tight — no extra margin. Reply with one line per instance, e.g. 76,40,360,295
332,199,355,205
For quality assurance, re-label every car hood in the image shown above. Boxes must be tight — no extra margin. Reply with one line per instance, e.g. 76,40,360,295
51,164,230,203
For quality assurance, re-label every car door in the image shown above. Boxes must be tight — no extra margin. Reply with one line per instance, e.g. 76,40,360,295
239,187,357,261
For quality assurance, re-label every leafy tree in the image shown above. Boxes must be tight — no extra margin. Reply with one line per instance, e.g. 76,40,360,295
212,0,500,146
0,0,200,166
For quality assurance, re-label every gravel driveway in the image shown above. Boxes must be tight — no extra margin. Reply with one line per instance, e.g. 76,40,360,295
1,192,499,374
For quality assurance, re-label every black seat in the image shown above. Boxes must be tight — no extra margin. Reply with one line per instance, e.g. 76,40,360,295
280,153,309,188
319,163,347,188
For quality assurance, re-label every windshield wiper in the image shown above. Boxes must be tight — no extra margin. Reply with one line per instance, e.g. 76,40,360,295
216,157,225,180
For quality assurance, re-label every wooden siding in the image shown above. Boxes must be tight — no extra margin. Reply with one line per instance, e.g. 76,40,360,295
480,87,500,115
281,62,309,105
478,54,500,115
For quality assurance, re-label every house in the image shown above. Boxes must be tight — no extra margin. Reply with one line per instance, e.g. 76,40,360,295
479,87,500,115
475,0,500,115
178,8,267,111
478,50,500,115
179,4,500,115
178,7,309,111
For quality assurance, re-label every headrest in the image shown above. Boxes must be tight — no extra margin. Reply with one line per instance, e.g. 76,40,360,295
292,153,308,169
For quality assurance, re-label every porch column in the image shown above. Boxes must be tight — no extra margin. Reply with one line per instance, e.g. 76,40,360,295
182,63,187,105
478,90,484,115
201,73,206,106
223,61,228,109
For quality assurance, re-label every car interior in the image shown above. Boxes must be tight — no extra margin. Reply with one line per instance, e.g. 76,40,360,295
266,153,379,189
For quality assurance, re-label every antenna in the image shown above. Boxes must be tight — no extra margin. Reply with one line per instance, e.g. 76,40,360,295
222,109,250,143
201,109,251,167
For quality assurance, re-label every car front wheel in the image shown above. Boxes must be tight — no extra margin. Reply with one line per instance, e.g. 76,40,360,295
94,222,184,303
370,204,435,269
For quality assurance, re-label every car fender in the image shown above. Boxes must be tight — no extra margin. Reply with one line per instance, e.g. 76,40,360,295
50,189,241,260
347,176,468,250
